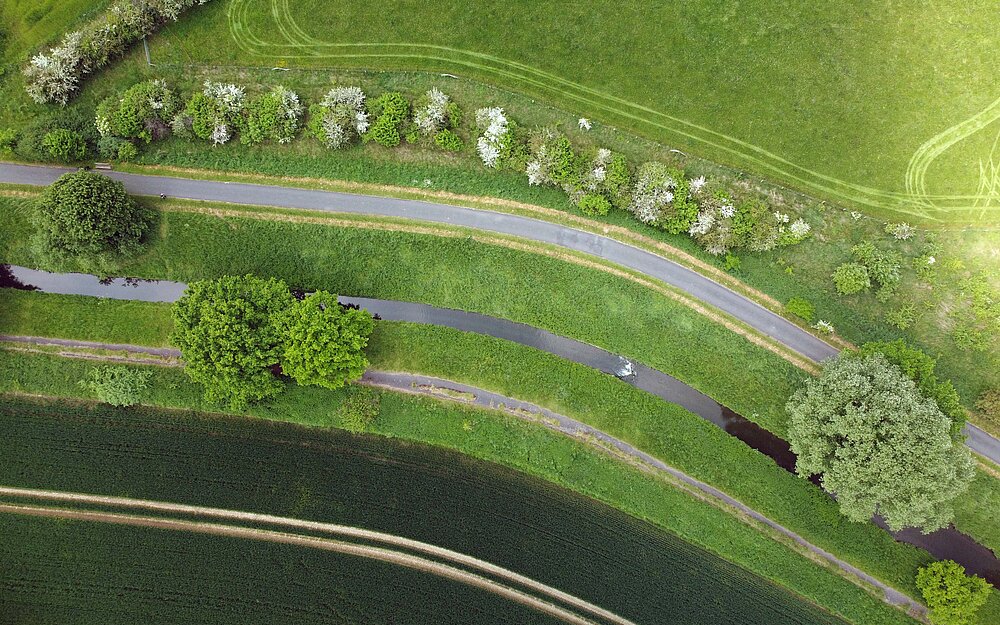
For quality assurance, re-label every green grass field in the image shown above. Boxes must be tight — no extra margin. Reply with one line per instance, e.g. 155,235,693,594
130,0,1000,222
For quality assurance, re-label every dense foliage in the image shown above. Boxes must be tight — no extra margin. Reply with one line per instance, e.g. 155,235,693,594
916,560,992,625
24,1,213,105
79,365,151,406
241,85,303,146
183,81,246,145
171,275,294,409
279,292,374,389
32,171,148,261
365,91,410,147
856,340,966,438
95,79,180,144
832,262,871,295
786,354,974,532
41,129,86,162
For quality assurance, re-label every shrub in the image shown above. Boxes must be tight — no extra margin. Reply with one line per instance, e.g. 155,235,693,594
23,32,83,105
32,171,149,260
723,253,741,272
885,222,916,240
629,162,697,233
241,85,303,146
434,129,463,151
785,297,815,322
577,193,611,216
525,130,577,189
0,128,18,151
96,79,179,143
80,366,151,406
976,388,1000,420
278,292,374,390
185,81,246,145
885,304,916,330
413,88,458,138
42,129,87,162
851,241,901,294
365,91,409,148
337,386,381,433
16,108,96,162
603,153,632,210
309,86,369,149
916,560,992,625
787,353,974,532
832,262,871,295
475,107,517,168
171,275,294,410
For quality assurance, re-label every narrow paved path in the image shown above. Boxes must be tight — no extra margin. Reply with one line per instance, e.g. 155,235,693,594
0,163,836,361
0,496,621,625
1,164,994,464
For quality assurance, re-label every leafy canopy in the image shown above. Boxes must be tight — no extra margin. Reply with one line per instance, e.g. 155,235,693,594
33,171,149,260
279,292,374,390
856,340,966,438
171,275,294,410
786,354,974,532
916,560,992,625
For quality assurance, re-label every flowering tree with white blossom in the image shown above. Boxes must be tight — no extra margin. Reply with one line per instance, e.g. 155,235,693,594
308,86,370,150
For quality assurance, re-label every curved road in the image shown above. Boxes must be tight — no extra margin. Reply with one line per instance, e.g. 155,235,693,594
0,165,995,461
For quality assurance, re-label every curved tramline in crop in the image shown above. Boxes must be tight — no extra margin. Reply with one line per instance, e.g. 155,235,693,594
224,0,1000,221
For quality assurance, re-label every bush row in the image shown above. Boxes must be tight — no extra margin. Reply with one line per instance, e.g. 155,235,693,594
24,0,213,105
24,78,814,258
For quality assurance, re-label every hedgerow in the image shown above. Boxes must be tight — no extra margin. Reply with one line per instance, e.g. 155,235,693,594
82,78,816,260
24,1,213,105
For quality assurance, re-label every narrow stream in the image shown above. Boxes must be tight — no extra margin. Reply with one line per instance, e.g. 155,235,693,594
2,264,998,585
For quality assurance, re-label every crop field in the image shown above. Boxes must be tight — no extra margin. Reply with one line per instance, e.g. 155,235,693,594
0,514,562,625
0,397,866,625
117,0,999,222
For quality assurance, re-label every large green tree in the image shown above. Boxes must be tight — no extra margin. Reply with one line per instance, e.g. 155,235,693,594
33,171,149,261
916,560,992,625
171,275,294,410
786,354,974,532
279,292,373,389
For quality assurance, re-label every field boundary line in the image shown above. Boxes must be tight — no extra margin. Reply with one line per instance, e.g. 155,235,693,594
0,499,618,625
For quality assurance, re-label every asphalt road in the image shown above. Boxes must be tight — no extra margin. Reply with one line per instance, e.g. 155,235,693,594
0,164,995,462
0,163,837,361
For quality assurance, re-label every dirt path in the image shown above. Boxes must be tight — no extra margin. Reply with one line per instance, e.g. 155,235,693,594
0,494,632,625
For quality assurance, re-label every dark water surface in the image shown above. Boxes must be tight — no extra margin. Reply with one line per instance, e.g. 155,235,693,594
2,264,998,586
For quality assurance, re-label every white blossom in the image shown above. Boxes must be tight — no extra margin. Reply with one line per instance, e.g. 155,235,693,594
203,81,245,113
774,211,790,223
850,211,863,220
885,222,916,240
414,87,451,135
316,86,368,149
526,160,545,186
475,107,510,168
689,175,707,193
789,218,811,238
719,202,736,218
812,320,835,334
927,256,936,265
688,212,716,236
578,118,592,130
210,122,231,146
24,31,83,105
